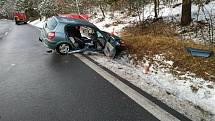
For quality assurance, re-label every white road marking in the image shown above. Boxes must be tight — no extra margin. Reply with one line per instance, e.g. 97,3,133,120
74,54,180,121
11,64,16,66
5,32,8,35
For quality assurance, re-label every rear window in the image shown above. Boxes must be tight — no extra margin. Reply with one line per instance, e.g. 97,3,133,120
47,17,57,30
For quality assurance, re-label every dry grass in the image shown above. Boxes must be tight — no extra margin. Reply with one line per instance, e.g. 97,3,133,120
122,20,215,82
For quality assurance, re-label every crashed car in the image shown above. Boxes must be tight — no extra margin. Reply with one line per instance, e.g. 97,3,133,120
39,16,125,57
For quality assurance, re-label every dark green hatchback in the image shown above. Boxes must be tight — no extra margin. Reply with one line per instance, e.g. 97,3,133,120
39,16,125,57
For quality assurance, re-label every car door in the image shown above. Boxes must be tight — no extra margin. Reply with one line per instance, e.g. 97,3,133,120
97,31,117,58
103,36,117,58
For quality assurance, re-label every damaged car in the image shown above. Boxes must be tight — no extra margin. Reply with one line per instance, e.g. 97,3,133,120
39,16,125,57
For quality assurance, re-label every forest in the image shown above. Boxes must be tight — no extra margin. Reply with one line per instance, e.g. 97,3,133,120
0,0,202,25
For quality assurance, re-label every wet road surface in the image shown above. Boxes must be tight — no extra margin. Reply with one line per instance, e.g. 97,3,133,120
0,20,13,39
0,21,159,121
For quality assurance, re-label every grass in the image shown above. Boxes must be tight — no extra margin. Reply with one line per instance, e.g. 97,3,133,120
121,19,215,82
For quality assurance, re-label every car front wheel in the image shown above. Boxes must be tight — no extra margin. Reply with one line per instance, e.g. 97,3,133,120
56,43,71,55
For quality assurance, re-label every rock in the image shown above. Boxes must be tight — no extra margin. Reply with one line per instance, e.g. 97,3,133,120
190,85,199,93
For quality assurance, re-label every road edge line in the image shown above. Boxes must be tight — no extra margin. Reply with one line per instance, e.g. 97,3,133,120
74,54,181,121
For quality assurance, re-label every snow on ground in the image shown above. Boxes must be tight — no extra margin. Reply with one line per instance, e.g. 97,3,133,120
89,1,215,121
88,54,215,121
90,0,215,44
90,12,130,36
29,18,46,28
163,0,215,44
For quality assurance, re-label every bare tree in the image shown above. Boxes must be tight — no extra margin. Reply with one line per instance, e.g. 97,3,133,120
203,5,215,43
99,1,106,18
153,0,159,19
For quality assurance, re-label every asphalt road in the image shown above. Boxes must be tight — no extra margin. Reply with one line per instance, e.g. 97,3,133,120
0,21,159,121
0,20,13,39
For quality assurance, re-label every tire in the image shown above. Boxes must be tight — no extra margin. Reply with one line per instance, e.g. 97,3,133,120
56,43,71,55
15,21,19,25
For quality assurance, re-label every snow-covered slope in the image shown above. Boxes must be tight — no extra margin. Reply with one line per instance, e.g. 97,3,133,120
89,1,215,121
29,18,46,28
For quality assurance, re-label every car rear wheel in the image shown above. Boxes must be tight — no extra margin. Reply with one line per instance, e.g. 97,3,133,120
56,43,71,55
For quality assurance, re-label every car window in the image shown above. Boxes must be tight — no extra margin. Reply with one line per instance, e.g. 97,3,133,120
100,31,110,40
56,24,65,33
47,18,57,30
96,31,104,38
80,26,95,38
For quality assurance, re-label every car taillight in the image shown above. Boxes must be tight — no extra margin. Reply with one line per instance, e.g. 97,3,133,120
48,32,55,40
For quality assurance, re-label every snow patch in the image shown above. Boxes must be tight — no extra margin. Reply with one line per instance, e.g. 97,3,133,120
88,53,215,120
29,18,46,29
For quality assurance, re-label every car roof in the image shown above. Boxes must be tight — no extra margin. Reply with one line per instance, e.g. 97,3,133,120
54,16,98,29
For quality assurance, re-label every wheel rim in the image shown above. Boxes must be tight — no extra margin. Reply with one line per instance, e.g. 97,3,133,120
59,44,70,54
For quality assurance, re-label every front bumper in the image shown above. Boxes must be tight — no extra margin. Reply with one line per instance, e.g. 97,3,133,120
15,18,27,22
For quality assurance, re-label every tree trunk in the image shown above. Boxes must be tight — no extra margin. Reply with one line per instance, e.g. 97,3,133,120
99,4,105,18
181,0,192,26
154,0,158,18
